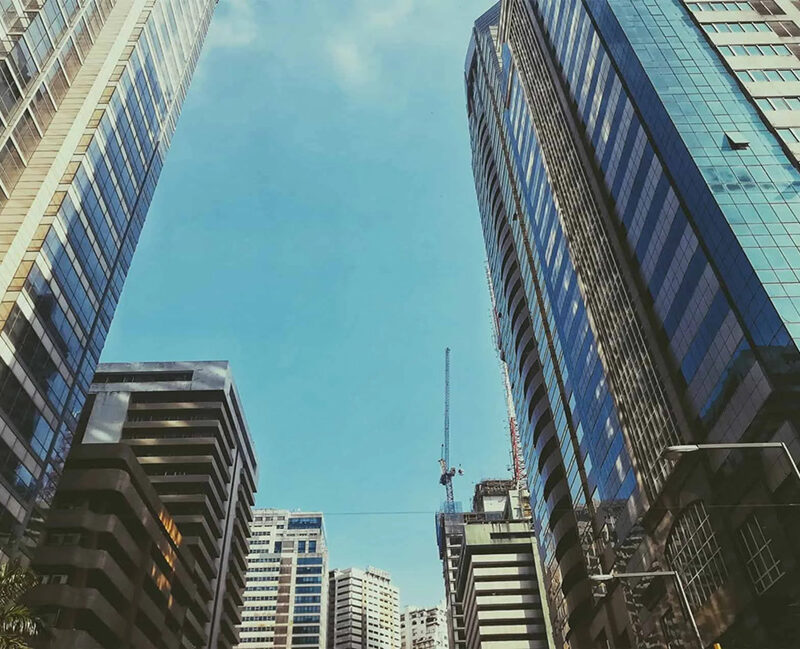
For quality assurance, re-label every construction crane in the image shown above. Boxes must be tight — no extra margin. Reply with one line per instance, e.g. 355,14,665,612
486,265,527,489
439,347,462,511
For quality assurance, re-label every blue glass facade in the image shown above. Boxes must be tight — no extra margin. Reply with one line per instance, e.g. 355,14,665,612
468,0,800,646
0,0,217,556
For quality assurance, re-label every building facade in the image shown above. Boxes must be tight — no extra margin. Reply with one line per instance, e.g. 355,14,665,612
437,481,553,649
467,1,800,647
237,509,329,649
28,361,258,649
399,604,448,649
327,567,401,649
0,0,218,558
27,443,210,649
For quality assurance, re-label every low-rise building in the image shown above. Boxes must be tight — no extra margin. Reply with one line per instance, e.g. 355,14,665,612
400,603,448,649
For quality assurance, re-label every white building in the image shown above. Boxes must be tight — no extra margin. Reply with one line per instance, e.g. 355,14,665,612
328,567,401,649
237,509,329,649
400,603,448,649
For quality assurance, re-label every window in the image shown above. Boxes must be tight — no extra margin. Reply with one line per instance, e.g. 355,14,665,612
687,1,756,9
41,574,68,585
666,501,728,610
736,68,800,81
751,0,784,14
719,44,791,56
703,21,772,32
755,96,800,110
738,514,784,594
777,127,800,143
288,516,322,530
770,20,800,36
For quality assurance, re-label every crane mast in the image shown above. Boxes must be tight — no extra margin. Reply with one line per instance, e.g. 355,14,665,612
486,265,527,489
439,348,461,511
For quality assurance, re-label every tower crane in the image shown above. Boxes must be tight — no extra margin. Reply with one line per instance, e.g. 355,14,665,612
486,265,527,489
439,348,462,511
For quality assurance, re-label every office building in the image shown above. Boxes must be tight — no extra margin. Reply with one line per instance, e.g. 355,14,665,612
0,0,219,557
328,567,401,649
237,509,328,649
28,361,258,649
466,1,800,647
436,481,553,649
399,604,447,649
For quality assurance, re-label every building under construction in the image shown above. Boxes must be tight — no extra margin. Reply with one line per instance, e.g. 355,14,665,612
436,480,553,649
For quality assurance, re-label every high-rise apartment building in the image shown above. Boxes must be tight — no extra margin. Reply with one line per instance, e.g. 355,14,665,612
436,481,552,649
328,567,401,649
467,1,800,647
28,361,258,649
0,0,218,557
399,604,448,649
237,509,329,649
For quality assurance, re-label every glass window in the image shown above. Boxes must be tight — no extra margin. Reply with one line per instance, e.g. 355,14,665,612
8,39,37,89
13,109,42,159
25,14,54,65
738,514,784,594
0,140,24,191
0,61,21,118
31,85,56,133
666,501,728,611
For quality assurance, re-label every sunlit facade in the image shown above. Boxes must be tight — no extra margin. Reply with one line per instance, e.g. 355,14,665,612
0,0,217,557
467,1,800,647
28,361,258,649
237,509,329,649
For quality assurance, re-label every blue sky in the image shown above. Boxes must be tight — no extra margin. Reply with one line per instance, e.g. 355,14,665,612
101,0,508,606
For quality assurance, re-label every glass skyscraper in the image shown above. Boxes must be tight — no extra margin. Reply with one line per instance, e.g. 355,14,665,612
0,0,217,557
467,1,800,647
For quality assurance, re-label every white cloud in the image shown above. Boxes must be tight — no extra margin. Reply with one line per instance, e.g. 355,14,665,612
206,0,258,50
327,38,373,89
199,0,486,100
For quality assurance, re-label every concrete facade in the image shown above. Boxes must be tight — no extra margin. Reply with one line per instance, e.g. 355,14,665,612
28,361,258,649
328,567,401,649
437,481,553,649
236,509,329,649
399,603,448,649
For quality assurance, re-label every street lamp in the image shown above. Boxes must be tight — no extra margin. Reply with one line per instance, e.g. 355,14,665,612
663,442,800,483
589,570,703,649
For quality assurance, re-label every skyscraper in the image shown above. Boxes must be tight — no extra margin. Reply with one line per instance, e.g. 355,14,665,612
467,1,800,647
237,509,329,649
29,361,258,649
327,567,401,649
399,603,448,649
0,0,218,557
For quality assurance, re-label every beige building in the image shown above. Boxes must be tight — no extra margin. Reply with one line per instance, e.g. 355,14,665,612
438,481,554,649
237,509,329,649
328,566,401,649
400,603,448,649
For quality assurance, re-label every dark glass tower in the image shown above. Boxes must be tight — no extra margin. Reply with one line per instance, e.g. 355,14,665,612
0,0,219,557
467,1,800,647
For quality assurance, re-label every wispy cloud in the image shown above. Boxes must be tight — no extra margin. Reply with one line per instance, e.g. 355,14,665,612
326,37,373,89
206,0,258,51
201,0,481,101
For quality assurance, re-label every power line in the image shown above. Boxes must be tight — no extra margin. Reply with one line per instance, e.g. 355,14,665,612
304,502,800,517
